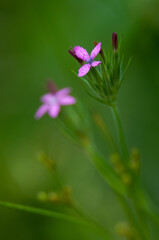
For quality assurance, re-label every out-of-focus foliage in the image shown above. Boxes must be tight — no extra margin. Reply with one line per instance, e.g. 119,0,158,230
0,0,159,239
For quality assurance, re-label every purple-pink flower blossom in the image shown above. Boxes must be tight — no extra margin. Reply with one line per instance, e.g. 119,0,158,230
74,42,101,77
35,87,76,119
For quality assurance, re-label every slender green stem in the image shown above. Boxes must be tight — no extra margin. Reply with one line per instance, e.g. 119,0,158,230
110,103,149,239
0,200,87,224
111,103,129,163
0,201,112,240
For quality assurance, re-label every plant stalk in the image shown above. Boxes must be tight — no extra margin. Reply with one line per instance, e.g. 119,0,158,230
111,103,129,163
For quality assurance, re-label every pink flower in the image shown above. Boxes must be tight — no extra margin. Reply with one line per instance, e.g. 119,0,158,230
35,87,76,119
74,42,101,77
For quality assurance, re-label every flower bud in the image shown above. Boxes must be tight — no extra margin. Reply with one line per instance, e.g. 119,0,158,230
68,48,83,65
112,32,118,52
47,81,57,94
93,41,105,62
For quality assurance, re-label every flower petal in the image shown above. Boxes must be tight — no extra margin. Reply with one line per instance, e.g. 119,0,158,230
48,104,60,118
41,93,54,103
59,96,76,105
35,104,49,119
90,42,101,60
55,88,71,99
74,46,90,62
91,61,101,67
78,64,91,77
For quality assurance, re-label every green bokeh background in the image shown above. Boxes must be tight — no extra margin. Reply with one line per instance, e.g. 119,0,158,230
0,0,159,239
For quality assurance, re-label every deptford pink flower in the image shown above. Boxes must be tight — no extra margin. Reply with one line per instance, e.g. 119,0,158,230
74,42,101,77
35,87,76,119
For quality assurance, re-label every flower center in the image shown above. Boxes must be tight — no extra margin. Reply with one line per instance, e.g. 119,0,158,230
87,58,93,64
49,96,58,105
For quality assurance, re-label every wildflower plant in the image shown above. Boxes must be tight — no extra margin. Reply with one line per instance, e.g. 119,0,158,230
69,32,131,106
1,32,159,240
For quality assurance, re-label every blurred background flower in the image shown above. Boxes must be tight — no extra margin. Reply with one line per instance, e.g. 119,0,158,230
0,0,159,239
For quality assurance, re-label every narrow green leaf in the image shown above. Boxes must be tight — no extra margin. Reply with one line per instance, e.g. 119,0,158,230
0,201,86,224
0,201,115,240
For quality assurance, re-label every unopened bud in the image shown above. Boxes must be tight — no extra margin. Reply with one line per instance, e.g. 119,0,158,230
47,81,57,94
112,32,118,52
68,48,83,65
